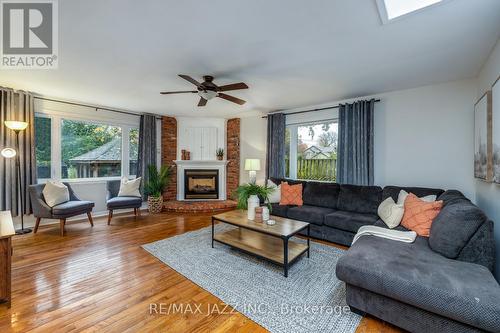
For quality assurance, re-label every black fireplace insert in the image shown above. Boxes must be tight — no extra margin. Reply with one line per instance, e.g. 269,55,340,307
184,169,219,200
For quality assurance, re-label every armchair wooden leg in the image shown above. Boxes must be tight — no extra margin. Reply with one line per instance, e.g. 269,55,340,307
87,212,94,227
60,219,66,236
34,217,41,233
107,210,113,225
134,208,137,216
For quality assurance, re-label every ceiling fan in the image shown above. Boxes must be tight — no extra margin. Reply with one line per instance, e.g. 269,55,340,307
160,75,248,106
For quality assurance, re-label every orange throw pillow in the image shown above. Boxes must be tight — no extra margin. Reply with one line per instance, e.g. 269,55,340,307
401,193,443,237
279,182,303,206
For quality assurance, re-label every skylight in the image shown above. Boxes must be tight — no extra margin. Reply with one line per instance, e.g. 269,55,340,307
377,0,443,22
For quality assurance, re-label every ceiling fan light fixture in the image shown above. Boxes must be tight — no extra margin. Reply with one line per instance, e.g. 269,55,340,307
198,90,218,100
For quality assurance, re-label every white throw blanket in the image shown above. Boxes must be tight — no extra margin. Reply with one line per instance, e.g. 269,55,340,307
352,225,417,244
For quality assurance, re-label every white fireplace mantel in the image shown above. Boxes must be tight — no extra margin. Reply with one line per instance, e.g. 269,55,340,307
174,160,228,201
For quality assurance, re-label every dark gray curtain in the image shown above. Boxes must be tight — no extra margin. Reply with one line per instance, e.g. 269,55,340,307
0,87,37,215
136,114,157,199
265,113,286,180
337,99,375,185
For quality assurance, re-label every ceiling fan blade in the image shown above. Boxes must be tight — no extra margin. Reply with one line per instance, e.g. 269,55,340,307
160,90,197,95
179,74,202,87
198,97,208,107
217,82,248,92
217,93,246,105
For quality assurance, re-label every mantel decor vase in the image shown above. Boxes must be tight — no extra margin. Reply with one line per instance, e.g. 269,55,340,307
247,195,259,220
148,195,163,214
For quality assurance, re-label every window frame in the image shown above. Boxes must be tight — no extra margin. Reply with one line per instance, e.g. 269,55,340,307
286,118,338,181
35,112,139,183
375,0,448,24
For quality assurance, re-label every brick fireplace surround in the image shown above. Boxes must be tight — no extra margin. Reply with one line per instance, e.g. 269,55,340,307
161,116,240,212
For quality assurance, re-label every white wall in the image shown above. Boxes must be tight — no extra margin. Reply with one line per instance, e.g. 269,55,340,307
244,79,477,199
373,79,477,199
474,38,500,280
240,115,267,184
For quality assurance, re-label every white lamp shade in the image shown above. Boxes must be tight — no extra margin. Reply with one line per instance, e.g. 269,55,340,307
1,148,16,158
4,120,28,131
244,159,261,171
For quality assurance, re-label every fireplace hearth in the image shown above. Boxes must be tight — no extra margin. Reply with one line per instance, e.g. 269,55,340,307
184,169,219,200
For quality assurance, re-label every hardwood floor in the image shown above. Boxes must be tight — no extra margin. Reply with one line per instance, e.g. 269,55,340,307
0,211,401,332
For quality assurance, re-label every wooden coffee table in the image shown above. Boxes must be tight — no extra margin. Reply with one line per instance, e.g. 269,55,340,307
211,210,310,277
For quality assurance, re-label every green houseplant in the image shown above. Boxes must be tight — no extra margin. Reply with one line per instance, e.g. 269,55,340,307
144,164,171,214
216,148,224,160
235,183,274,220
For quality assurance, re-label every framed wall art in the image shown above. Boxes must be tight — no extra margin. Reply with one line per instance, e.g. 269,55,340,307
474,90,492,181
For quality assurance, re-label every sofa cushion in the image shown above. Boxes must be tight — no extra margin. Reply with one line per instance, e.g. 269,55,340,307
322,226,355,246
270,177,305,186
107,196,142,209
382,185,444,202
287,205,334,226
400,194,443,237
438,190,470,207
280,182,303,206
377,197,404,228
118,177,141,197
266,179,281,203
299,224,323,240
325,211,378,233
337,184,382,214
456,220,495,272
270,203,289,218
429,200,487,259
52,200,94,216
336,236,500,332
373,218,409,232
42,181,70,207
302,181,340,209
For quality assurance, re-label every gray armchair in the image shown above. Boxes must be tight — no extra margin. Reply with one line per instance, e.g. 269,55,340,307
106,180,142,225
29,183,95,236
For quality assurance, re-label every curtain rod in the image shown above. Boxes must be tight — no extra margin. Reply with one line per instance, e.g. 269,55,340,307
261,99,381,118
33,96,162,119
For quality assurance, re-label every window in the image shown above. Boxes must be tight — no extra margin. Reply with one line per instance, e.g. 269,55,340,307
129,128,139,176
34,112,140,181
286,120,338,182
35,116,51,178
376,0,442,22
61,119,122,179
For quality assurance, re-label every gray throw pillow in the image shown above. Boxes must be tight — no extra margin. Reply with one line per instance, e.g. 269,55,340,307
429,201,487,259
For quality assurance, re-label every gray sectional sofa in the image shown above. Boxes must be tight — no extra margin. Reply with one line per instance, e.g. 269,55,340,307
269,178,500,333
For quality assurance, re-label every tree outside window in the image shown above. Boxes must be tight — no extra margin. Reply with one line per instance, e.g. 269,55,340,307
61,119,122,179
286,121,337,181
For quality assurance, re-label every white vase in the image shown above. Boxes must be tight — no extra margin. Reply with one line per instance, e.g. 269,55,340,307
247,195,259,220
262,207,270,221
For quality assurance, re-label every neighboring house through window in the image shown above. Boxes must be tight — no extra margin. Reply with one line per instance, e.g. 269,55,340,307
285,120,338,182
34,113,139,181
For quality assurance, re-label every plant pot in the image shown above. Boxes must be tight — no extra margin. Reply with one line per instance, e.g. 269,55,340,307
148,195,163,214
247,195,260,220
217,155,223,161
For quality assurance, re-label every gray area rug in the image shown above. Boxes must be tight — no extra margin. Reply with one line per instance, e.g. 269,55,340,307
142,225,361,333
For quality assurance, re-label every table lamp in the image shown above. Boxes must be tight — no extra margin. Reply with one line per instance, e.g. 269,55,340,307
3,120,31,234
244,159,260,184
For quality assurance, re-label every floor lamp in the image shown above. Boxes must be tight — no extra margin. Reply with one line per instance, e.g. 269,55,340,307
2,120,31,234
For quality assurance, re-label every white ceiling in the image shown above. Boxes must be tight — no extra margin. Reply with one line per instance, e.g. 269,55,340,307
1,0,499,117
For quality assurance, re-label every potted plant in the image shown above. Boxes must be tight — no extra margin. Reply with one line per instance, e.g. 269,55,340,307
234,183,274,220
216,148,224,160
144,164,171,214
